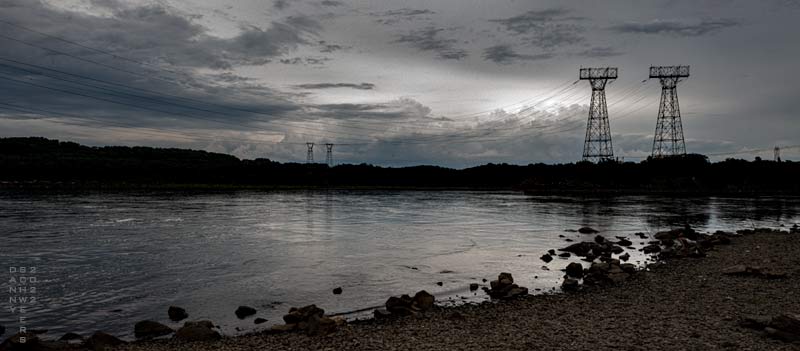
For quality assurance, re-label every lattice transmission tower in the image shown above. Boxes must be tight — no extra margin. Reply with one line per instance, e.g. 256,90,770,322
306,142,314,163
774,147,781,162
325,143,334,167
580,67,618,162
650,65,689,157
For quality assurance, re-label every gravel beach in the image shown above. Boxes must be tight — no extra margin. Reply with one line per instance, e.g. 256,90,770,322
112,230,799,351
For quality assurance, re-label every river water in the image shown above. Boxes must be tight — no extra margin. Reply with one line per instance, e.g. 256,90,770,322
1,190,798,339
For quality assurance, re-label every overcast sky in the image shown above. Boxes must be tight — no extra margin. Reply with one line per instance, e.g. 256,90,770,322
0,0,798,166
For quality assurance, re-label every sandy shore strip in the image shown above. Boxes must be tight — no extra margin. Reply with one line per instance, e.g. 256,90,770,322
107,229,798,351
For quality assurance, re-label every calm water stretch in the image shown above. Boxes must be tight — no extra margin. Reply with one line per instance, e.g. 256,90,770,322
1,191,798,339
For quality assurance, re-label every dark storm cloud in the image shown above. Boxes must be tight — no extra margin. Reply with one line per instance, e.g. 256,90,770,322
610,19,741,37
482,44,555,64
394,27,468,60
575,46,624,58
373,8,436,25
490,8,585,49
0,1,309,132
295,83,376,90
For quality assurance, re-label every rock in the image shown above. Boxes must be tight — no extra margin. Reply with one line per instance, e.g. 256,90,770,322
722,265,748,275
589,262,610,274
621,263,637,274
184,320,215,329
642,244,661,254
88,331,125,350
558,252,571,258
505,286,529,298
235,306,257,319
560,242,598,256
412,290,435,311
168,306,189,322
306,314,337,336
610,246,624,254
284,305,325,324
498,272,514,283
469,283,479,291
594,235,605,244
561,278,579,292
134,320,173,339
548,249,556,255
436,281,443,286
619,253,630,262
565,262,583,278
578,227,599,234
616,238,633,246
174,325,221,342
0,325,4,337
333,287,343,295
385,295,414,316
540,254,553,263
254,318,268,324
374,308,392,319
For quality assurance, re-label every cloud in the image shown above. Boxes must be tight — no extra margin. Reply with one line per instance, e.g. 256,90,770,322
320,0,343,7
310,98,434,120
294,83,375,90
574,46,624,58
394,27,468,60
317,40,348,53
279,56,332,65
482,44,555,64
373,8,436,25
610,19,741,37
490,8,585,49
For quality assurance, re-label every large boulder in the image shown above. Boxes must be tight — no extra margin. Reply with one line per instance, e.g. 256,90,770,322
385,295,414,316
540,254,553,263
412,290,435,311
578,227,599,234
235,306,257,319
565,262,583,278
174,325,221,342
168,306,189,322
134,320,173,339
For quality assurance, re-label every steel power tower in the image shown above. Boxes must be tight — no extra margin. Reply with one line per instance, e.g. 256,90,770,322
306,142,314,163
579,67,618,162
774,147,781,162
325,143,334,167
650,65,689,157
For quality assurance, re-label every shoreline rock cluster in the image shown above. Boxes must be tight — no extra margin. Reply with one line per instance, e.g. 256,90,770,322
482,272,528,299
375,290,436,318
269,305,344,336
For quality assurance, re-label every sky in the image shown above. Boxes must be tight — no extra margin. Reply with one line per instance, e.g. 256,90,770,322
0,0,798,167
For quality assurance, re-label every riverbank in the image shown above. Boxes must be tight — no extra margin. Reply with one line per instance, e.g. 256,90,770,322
108,229,799,351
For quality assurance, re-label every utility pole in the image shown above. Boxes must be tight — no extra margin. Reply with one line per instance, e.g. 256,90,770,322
650,65,689,157
306,142,314,163
325,143,334,167
579,67,617,162
774,146,781,162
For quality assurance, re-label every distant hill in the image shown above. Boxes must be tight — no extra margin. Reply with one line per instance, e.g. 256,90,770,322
0,137,798,194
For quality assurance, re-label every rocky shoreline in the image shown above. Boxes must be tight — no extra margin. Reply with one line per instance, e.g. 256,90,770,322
2,226,799,350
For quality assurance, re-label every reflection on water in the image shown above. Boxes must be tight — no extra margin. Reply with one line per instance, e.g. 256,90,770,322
0,191,797,339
